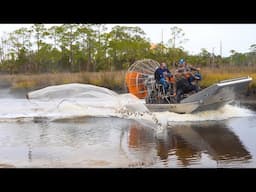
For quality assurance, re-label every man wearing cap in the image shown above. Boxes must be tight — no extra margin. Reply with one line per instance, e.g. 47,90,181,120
174,59,200,102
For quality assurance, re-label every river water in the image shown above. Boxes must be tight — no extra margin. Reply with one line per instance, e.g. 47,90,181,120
0,85,255,168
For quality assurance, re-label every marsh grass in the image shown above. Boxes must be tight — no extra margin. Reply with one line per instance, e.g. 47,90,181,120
0,71,126,91
0,66,255,91
200,66,256,88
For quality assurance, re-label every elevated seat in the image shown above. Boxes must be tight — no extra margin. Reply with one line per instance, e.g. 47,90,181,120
154,81,166,95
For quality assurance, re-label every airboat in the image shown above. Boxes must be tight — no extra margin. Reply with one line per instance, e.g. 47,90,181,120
125,59,252,114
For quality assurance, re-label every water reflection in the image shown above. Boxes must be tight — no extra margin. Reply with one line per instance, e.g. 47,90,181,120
126,121,252,167
128,123,155,149
156,132,201,166
0,116,253,167
170,122,251,164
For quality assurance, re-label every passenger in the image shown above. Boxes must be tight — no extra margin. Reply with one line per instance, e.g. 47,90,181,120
174,59,201,102
184,62,201,92
154,62,172,93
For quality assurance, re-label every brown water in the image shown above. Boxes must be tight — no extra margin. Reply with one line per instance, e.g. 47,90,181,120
0,115,255,168
0,87,255,168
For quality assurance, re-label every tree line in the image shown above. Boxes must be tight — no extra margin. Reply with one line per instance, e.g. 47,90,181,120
0,24,255,74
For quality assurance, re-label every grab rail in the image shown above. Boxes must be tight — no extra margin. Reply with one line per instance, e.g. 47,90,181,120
219,76,251,83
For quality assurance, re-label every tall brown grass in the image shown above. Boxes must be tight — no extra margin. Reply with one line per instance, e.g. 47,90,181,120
0,71,126,91
0,66,255,91
200,66,256,88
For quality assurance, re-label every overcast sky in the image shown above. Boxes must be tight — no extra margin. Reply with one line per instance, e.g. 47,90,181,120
0,24,255,57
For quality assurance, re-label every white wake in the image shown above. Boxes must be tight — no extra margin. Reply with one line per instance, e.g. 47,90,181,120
0,84,254,127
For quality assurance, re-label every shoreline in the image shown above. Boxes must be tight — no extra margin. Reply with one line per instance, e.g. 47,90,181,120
0,71,255,102
1,85,255,103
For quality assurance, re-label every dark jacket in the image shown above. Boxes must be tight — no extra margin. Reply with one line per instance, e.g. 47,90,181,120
154,67,171,82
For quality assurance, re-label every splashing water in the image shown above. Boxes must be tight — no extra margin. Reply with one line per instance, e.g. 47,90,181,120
154,104,255,123
0,84,254,128
27,83,119,100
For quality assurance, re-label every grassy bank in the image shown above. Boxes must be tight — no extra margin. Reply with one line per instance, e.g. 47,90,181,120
0,71,126,91
200,66,256,89
0,66,255,92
